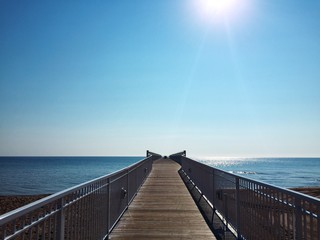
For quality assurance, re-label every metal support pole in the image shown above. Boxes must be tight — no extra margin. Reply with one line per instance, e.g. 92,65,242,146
317,205,320,240
211,169,215,225
56,198,65,240
236,178,241,239
224,193,229,233
294,198,302,240
107,179,111,239
127,168,129,206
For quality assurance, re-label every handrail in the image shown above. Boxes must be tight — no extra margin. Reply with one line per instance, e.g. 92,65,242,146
171,151,320,240
169,150,186,164
170,150,186,157
0,151,162,240
146,150,162,159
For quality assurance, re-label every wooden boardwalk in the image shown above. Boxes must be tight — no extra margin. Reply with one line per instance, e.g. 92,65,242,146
110,158,216,240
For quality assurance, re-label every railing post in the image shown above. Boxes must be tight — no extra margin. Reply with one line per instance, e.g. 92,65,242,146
56,198,65,240
224,193,229,233
211,168,215,224
236,178,241,239
294,198,302,240
317,205,320,240
107,178,111,239
127,168,129,206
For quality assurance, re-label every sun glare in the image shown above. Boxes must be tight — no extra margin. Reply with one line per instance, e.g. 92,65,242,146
203,0,236,14
192,0,249,24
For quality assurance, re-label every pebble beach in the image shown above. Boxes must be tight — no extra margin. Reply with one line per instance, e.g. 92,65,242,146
0,194,50,215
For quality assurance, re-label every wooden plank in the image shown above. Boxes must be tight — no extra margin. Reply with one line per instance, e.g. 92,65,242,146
109,158,216,240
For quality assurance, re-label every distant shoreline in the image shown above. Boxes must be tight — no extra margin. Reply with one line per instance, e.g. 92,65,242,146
1,187,319,216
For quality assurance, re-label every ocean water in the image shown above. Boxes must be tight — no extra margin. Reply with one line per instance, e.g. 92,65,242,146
0,157,319,195
0,157,142,195
197,157,320,188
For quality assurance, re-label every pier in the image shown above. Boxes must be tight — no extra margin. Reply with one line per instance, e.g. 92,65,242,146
0,151,320,240
110,158,215,239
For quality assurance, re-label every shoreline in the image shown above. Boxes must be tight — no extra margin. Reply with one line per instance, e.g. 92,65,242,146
1,187,319,216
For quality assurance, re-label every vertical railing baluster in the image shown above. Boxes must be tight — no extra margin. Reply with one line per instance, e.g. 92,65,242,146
50,216,53,240
303,200,307,239
281,191,285,234
253,183,257,239
252,183,256,239
71,199,75,240
127,168,129,208
75,191,79,240
311,205,314,240
107,178,111,239
294,197,302,240
224,193,228,233
95,183,99,239
285,192,289,238
211,168,215,226
91,184,95,240
317,204,320,240
41,219,45,240
56,197,65,240
247,181,250,237
35,218,39,240
236,177,241,239
92,184,96,240
257,184,261,239
80,189,83,240
263,186,267,239
275,191,280,237
86,187,89,240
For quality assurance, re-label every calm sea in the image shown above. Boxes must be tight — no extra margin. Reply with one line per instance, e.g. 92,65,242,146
197,157,320,189
0,157,142,195
0,157,319,195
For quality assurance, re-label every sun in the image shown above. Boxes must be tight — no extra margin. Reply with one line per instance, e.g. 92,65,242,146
192,0,248,24
201,0,236,15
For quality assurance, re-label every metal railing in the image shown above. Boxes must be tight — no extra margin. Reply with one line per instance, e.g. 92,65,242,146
0,151,161,240
170,151,320,240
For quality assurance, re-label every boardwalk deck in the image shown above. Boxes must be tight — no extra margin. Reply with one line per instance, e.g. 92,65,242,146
110,158,216,240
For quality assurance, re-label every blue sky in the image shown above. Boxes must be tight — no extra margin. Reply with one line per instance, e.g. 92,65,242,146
1,0,319,157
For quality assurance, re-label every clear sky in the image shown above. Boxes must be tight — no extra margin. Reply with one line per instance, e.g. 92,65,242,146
1,0,319,157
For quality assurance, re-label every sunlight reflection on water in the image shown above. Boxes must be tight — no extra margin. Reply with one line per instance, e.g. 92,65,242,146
192,157,320,188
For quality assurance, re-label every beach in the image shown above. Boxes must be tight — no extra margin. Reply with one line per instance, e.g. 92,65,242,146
0,194,50,215
1,187,319,216
290,187,320,199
